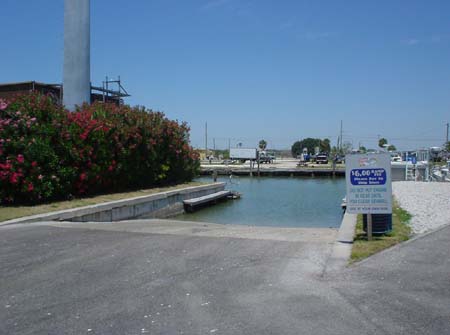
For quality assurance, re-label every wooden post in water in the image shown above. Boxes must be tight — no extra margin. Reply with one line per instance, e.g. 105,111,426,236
257,154,260,177
367,213,373,241
332,155,336,178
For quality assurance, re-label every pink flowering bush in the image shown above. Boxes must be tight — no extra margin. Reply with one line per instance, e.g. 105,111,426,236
0,93,199,204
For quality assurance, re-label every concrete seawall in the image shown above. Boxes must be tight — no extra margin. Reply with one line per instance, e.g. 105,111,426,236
1,183,225,225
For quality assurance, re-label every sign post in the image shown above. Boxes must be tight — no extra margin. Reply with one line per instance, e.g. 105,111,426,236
367,213,373,240
345,153,392,240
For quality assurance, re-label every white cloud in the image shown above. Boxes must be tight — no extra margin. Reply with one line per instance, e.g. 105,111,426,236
279,21,294,31
403,38,420,46
201,0,233,10
431,36,442,43
303,31,337,40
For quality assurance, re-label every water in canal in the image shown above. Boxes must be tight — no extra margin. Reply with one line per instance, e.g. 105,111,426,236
176,176,346,228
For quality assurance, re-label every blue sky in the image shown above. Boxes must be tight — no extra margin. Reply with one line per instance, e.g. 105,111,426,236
2,0,450,150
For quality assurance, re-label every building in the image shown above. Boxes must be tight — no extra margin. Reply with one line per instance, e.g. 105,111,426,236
0,80,130,106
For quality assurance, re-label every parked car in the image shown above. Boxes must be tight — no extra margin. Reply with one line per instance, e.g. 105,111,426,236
315,154,329,164
334,155,345,164
259,151,275,164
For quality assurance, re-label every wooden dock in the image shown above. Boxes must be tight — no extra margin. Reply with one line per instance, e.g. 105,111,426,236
183,190,232,212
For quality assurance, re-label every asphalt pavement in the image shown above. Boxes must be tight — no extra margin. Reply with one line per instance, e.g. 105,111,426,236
1,220,449,335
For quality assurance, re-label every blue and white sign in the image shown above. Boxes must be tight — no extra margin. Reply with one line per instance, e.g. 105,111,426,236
345,153,392,214
350,168,386,186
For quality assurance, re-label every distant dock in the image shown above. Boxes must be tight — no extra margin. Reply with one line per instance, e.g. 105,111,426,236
200,166,345,177
200,159,429,181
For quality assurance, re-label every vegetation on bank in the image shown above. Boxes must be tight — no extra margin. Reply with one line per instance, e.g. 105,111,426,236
291,138,331,157
350,201,412,263
0,93,200,205
0,181,204,222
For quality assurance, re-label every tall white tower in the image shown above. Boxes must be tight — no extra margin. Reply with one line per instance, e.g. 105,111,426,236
63,0,90,111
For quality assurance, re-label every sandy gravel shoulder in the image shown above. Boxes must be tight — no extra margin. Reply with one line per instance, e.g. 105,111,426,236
393,181,450,234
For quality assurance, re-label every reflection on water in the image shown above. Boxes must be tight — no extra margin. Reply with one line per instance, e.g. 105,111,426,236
176,176,346,228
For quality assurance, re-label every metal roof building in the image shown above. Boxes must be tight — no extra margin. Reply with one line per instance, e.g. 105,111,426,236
0,80,130,107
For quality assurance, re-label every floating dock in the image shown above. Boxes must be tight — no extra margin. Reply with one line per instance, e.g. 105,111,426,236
183,190,232,212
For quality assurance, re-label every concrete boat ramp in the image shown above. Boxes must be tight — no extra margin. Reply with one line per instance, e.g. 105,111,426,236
1,217,450,334
31,218,338,243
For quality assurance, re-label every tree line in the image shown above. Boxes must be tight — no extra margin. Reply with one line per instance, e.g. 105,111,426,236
291,137,398,157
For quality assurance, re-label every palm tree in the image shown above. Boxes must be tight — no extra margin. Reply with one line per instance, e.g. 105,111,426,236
378,138,388,148
259,139,267,150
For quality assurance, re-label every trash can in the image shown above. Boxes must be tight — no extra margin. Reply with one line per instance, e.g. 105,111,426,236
363,214,392,234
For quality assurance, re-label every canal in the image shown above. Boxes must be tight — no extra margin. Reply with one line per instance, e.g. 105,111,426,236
176,176,346,228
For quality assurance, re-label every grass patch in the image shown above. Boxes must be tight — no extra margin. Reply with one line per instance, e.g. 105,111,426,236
0,182,205,222
350,200,412,263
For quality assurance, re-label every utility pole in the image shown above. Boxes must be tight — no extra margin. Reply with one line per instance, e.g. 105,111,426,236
446,122,449,144
63,0,91,111
340,120,343,153
205,122,208,155
213,138,216,151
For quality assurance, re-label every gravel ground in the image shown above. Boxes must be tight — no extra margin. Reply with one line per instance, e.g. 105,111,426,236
393,181,450,234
